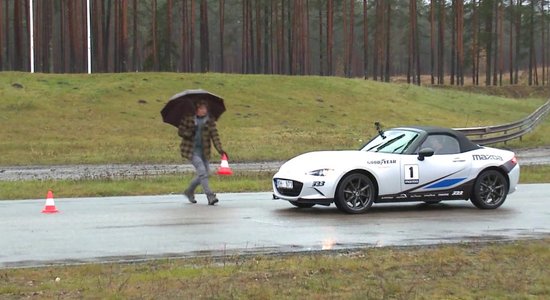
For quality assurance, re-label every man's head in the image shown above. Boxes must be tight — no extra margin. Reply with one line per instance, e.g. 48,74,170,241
195,100,208,117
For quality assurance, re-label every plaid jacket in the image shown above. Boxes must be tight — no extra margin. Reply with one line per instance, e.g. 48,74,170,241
178,115,224,161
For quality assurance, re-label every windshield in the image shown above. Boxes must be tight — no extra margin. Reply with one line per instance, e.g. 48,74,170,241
361,130,419,154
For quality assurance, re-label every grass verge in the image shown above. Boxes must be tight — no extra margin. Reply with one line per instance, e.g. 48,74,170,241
1,72,549,165
1,239,549,299
0,165,548,200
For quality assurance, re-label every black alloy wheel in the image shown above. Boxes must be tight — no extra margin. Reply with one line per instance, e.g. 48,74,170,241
471,170,508,209
335,173,376,214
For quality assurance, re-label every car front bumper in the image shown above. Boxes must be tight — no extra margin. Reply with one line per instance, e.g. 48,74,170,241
508,163,520,194
272,173,336,204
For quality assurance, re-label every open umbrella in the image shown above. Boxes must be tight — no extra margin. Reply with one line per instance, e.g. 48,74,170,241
161,89,226,127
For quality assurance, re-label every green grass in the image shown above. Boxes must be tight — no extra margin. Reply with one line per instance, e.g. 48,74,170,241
1,72,548,165
1,73,549,298
0,166,547,200
1,239,548,299
0,171,274,200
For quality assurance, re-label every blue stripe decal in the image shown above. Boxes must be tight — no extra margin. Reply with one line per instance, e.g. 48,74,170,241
426,178,467,189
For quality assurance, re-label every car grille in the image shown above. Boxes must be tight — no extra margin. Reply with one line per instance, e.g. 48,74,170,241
274,179,303,197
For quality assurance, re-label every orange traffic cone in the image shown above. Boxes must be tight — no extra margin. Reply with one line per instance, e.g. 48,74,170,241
216,153,233,175
42,190,59,213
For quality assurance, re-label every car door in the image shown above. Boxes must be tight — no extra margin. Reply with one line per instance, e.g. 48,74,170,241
399,134,471,197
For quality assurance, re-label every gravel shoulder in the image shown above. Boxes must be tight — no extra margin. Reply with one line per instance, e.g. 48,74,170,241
1,147,549,181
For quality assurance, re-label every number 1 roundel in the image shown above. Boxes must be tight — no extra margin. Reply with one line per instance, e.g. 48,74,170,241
404,164,419,184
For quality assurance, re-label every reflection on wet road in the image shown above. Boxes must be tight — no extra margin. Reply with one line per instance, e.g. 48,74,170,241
1,184,549,268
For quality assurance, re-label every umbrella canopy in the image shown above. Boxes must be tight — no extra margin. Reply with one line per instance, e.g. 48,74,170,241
161,89,226,127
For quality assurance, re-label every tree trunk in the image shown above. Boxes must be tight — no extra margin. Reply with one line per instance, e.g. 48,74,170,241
327,0,333,76
509,0,514,84
414,0,421,85
430,0,435,84
151,0,159,71
5,0,10,70
349,0,355,77
68,1,76,72
343,0,348,76
242,0,248,73
276,0,282,74
264,1,270,74
46,0,53,71
515,0,522,84
0,0,3,70
528,0,534,85
14,0,23,70
180,0,188,72
484,0,493,86
255,0,262,73
104,0,112,71
492,0,499,86
472,0,478,84
219,0,225,72
305,0,310,75
121,0,128,72
498,1,504,86
166,0,172,70
190,0,196,72
132,0,138,71
408,0,413,84
450,0,456,85
457,0,464,85
363,0,368,79
319,0,324,76
373,0,380,81
540,1,546,85
199,0,209,72
438,0,445,84
384,1,390,82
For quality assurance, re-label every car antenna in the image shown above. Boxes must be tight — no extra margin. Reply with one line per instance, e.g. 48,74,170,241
375,122,386,139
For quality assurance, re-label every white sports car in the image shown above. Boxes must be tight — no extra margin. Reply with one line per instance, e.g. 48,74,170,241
272,125,520,214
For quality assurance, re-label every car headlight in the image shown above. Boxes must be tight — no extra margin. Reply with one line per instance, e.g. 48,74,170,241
307,168,334,176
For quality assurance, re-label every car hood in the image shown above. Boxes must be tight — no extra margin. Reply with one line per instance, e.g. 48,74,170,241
278,150,376,173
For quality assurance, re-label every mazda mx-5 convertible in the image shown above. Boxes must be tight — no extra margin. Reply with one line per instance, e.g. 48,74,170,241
272,125,520,214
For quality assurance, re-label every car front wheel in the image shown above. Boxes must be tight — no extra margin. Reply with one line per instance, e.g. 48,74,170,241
335,173,376,214
471,170,508,209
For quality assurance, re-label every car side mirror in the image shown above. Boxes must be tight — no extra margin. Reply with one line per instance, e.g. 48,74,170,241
418,148,435,161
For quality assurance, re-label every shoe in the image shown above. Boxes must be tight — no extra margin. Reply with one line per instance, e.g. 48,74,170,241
184,189,196,204
207,194,219,205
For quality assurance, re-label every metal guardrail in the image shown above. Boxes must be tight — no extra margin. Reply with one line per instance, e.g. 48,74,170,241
454,99,550,145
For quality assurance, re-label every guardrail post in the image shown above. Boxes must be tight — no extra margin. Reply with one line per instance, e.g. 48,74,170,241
504,130,507,145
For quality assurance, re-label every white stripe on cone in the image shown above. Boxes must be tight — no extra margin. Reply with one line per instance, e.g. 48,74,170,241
217,154,233,175
42,190,59,213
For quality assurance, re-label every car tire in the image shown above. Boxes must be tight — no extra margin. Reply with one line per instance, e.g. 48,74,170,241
335,172,376,214
470,170,508,209
289,201,315,208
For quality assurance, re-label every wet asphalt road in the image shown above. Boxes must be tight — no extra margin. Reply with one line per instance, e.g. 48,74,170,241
1,184,549,268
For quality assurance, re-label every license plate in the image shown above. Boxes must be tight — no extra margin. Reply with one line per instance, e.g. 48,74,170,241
276,179,293,189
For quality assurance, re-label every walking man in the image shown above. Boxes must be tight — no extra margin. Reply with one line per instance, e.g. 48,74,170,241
179,100,227,205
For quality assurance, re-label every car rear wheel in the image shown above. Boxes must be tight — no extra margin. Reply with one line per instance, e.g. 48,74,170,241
289,201,315,208
471,170,508,209
335,173,376,214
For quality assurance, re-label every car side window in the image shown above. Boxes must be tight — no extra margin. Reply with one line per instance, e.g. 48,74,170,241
420,134,460,155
